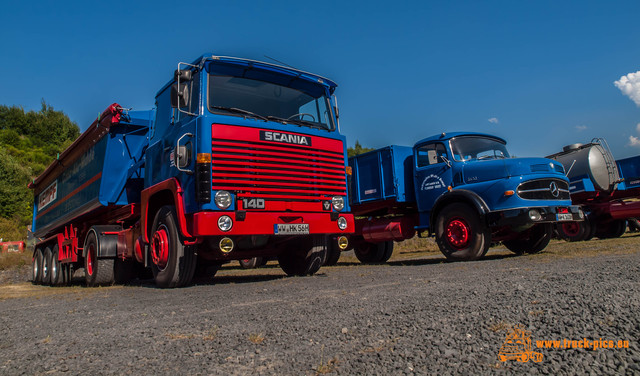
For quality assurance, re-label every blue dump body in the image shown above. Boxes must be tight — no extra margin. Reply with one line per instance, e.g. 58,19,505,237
349,145,415,205
31,108,151,238
616,155,640,190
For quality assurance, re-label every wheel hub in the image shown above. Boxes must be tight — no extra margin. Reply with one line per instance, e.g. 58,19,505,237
151,225,170,270
86,245,94,276
562,222,580,237
446,218,470,249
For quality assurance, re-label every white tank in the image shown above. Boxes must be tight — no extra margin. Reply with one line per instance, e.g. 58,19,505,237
547,139,620,192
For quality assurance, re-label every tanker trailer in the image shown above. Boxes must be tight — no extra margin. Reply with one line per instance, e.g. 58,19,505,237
546,138,640,241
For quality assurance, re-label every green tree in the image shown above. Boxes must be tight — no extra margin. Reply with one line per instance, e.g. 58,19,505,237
0,101,79,240
347,140,374,158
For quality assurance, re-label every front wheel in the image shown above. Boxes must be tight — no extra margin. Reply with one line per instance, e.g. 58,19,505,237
435,203,490,261
278,236,327,276
150,206,197,288
503,223,553,254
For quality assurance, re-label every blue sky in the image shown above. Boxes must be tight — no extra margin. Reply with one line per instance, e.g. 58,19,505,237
2,0,640,159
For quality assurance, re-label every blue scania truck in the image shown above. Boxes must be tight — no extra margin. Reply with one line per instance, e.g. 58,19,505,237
342,132,583,263
29,54,354,288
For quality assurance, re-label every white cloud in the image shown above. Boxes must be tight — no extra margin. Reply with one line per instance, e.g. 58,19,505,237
636,123,640,133
488,117,499,124
629,135,640,146
614,71,640,106
575,125,587,132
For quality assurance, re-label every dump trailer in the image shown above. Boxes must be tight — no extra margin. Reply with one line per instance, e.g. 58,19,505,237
547,139,640,241
335,132,582,263
30,54,353,288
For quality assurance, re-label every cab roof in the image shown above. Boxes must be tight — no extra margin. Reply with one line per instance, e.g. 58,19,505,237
414,132,507,147
157,54,338,98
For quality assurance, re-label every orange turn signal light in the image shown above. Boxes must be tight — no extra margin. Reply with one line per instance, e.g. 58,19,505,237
345,166,352,175
197,153,212,163
504,190,515,196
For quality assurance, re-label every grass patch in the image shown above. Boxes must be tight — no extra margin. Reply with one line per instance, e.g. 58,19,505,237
248,333,265,344
0,252,31,270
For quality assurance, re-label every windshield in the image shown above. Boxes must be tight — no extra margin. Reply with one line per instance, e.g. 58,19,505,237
450,136,510,161
208,75,335,131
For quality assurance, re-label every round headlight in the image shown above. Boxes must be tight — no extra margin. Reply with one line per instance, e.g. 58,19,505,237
215,190,232,209
219,237,234,253
337,216,348,230
217,215,233,232
337,236,349,250
332,196,345,212
528,209,542,221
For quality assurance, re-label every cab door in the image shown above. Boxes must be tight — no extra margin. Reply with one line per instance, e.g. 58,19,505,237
414,142,453,214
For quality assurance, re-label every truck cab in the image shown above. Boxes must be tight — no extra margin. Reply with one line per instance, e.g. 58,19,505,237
140,55,353,283
349,132,583,262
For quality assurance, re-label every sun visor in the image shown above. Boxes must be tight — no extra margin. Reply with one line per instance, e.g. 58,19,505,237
204,59,335,97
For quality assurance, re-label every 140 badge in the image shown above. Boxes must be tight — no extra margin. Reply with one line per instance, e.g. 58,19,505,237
242,198,265,209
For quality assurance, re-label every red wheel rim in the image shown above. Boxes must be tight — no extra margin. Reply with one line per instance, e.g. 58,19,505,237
87,244,94,276
561,222,580,237
151,225,170,270
446,218,470,249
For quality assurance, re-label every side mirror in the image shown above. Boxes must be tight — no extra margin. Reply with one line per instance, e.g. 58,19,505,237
171,83,189,108
174,69,192,82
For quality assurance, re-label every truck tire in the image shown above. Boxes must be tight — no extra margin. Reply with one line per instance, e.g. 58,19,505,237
42,247,53,285
380,241,394,262
278,235,327,276
503,224,553,254
435,203,490,261
84,231,115,286
596,219,627,239
32,248,44,284
50,245,63,286
239,257,263,269
628,218,640,232
556,220,590,242
150,206,197,288
354,242,385,264
324,238,341,266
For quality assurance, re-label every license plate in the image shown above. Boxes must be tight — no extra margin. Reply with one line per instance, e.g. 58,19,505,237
274,223,309,235
556,213,573,221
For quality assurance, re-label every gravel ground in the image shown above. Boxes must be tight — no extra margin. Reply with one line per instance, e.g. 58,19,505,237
0,239,639,375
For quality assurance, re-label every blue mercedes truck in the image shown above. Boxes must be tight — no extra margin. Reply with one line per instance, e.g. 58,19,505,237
344,132,583,263
29,54,353,288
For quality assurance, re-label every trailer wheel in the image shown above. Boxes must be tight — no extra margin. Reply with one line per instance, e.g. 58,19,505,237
324,237,341,266
354,242,384,264
32,248,44,284
42,247,53,285
150,206,197,288
84,231,115,286
50,245,63,286
380,241,394,262
503,224,553,254
596,219,627,239
278,235,327,276
435,203,490,261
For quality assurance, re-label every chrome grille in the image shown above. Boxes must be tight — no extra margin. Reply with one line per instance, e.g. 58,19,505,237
517,179,570,200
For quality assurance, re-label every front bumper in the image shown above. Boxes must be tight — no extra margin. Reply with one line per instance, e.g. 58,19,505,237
191,211,354,237
487,205,583,228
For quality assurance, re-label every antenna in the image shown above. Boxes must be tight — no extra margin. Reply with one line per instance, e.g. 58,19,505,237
263,55,296,69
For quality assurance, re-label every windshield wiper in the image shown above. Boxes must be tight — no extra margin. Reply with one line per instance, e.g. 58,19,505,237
265,116,327,130
212,106,268,121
